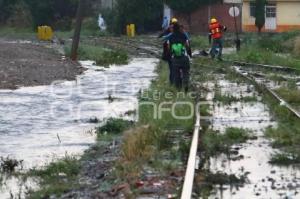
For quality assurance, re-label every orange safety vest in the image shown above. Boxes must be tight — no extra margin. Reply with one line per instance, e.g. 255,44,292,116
209,22,223,39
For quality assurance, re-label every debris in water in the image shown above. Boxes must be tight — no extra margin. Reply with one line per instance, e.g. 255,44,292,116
0,157,23,173
88,117,100,123
56,133,62,143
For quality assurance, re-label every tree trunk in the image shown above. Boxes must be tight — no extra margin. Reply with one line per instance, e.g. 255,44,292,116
71,0,84,61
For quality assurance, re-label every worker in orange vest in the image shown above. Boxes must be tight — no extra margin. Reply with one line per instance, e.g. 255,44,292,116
209,17,227,61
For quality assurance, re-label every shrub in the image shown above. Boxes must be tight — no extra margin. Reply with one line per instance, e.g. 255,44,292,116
0,157,23,173
97,118,133,135
203,128,250,155
64,44,128,66
255,0,266,32
258,36,282,53
31,156,80,179
28,155,80,199
106,0,163,34
191,35,209,49
269,152,300,165
294,36,300,56
121,126,156,162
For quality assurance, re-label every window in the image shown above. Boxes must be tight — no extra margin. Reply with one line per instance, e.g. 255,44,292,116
266,4,277,18
250,2,255,17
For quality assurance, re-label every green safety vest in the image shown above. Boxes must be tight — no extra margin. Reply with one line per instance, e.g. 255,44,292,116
171,43,186,57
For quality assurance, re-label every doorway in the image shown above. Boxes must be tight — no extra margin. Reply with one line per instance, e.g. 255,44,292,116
265,3,277,30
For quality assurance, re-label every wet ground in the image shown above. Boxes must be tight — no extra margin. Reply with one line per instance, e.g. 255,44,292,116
1,37,299,198
0,58,158,198
0,40,84,89
235,65,300,114
196,75,300,198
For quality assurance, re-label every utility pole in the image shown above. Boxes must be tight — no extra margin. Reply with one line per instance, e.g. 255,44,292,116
233,4,241,51
71,0,84,61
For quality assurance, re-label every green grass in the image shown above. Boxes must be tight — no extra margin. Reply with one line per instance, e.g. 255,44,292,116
64,44,128,66
191,35,210,49
265,122,300,147
224,31,300,69
112,61,196,190
194,170,248,198
138,61,195,131
205,171,247,185
0,22,110,41
269,152,300,165
97,118,133,137
241,31,300,53
213,88,257,105
0,27,36,39
27,156,80,199
55,30,73,39
275,86,300,105
268,74,287,83
203,128,251,156
261,86,300,162
226,46,300,70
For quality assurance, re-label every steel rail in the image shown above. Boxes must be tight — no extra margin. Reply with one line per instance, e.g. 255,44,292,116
235,67,300,119
95,37,161,58
232,60,300,72
191,60,300,119
181,112,201,199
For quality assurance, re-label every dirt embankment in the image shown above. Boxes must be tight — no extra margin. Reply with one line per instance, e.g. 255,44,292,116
0,40,85,89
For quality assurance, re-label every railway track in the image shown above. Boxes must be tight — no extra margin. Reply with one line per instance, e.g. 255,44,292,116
85,37,300,198
92,37,162,58
234,66,300,118
191,60,300,120
229,60,300,73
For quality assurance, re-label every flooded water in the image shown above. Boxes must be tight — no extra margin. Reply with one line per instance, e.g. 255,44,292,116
0,58,158,198
204,79,300,199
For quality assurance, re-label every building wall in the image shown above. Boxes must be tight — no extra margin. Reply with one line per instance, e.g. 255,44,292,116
242,1,300,32
277,1,300,31
174,3,242,33
242,2,254,26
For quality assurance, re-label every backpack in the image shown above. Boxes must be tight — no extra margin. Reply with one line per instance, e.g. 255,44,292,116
171,43,185,57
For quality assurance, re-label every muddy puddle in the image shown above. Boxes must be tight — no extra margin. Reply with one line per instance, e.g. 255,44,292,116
0,58,158,198
202,79,300,199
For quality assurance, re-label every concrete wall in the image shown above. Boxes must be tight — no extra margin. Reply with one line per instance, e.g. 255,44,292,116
242,1,300,32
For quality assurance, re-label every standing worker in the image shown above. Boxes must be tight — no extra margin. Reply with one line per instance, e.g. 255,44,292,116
167,23,191,92
209,17,227,61
159,17,179,85
162,16,170,31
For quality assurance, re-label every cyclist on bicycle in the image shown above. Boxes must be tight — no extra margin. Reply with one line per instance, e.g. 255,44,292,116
167,23,191,92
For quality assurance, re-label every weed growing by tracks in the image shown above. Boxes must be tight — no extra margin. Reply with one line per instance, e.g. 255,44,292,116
64,44,128,66
202,128,252,156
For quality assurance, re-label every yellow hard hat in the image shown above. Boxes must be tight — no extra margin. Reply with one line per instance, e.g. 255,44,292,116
211,18,217,24
171,17,178,24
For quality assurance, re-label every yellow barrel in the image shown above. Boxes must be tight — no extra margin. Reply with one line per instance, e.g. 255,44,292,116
130,24,135,37
126,25,131,37
37,26,54,41
45,26,54,40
